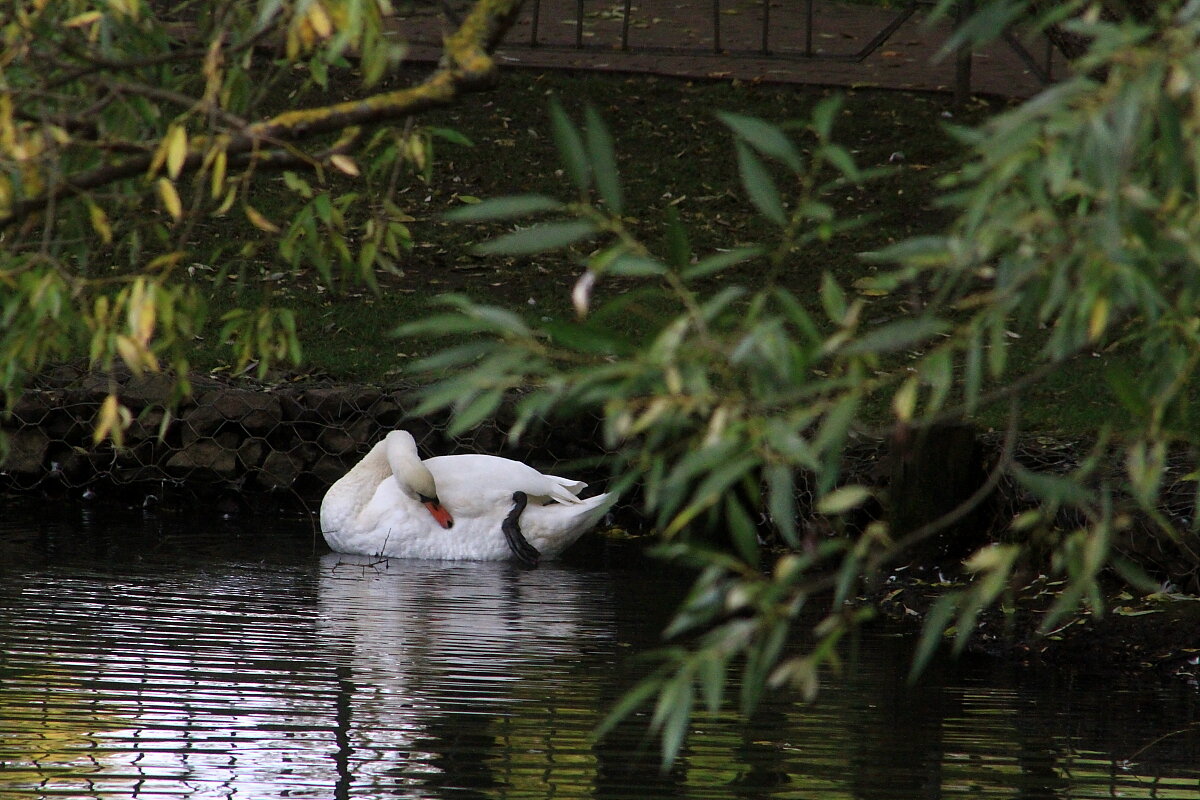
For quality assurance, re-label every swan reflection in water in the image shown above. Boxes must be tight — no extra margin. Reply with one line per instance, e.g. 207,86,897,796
316,552,619,792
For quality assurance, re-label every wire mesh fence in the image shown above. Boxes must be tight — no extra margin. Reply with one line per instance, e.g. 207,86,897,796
0,366,611,511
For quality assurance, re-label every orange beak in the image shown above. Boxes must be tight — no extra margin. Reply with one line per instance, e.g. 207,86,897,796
424,500,454,529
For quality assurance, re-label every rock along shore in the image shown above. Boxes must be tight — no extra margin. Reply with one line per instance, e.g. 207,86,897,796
0,366,607,506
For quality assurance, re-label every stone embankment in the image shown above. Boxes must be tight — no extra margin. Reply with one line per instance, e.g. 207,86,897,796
1,366,603,505
5,367,1199,597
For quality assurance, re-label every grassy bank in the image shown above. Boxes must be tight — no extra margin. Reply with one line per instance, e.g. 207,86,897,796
187,66,1139,434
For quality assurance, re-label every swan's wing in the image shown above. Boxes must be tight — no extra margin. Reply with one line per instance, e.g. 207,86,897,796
534,474,588,504
520,492,613,558
426,454,589,508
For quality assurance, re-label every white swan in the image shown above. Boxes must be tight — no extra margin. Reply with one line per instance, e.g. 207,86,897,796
319,431,611,565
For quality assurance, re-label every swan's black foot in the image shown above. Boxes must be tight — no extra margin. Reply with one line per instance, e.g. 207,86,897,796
502,491,540,569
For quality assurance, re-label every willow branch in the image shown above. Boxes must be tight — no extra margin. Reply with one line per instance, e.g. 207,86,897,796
46,18,279,90
95,77,250,129
1,0,526,231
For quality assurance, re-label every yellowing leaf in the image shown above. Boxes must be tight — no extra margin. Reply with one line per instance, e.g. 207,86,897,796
156,177,182,220
210,147,227,199
1088,297,1109,341
88,202,112,244
405,136,427,171
114,334,139,368
244,204,280,233
46,124,71,146
214,185,238,216
306,1,333,38
94,394,131,446
146,252,184,272
817,485,872,515
128,279,156,345
329,154,360,176
963,543,1018,573
892,376,918,422
107,0,140,19
64,11,102,27
165,125,187,180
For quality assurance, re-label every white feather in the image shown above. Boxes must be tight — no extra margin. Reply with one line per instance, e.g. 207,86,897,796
320,431,610,561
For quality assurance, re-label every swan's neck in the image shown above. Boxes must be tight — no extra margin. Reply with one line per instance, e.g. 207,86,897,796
384,434,439,501
328,442,391,512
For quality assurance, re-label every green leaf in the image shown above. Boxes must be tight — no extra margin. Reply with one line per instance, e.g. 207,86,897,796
741,618,788,715
474,220,598,256
606,253,667,276
663,205,692,269
765,463,799,547
681,246,764,279
771,287,821,347
862,235,954,266
550,100,591,194
963,333,982,412
717,112,803,172
693,454,759,511
735,141,787,226
819,272,846,323
909,593,960,683
841,317,949,356
449,388,505,435
812,392,859,493
313,193,333,226
725,494,760,564
443,195,565,222
833,552,861,606
819,143,861,181
1011,464,1094,506
408,341,496,372
585,105,623,214
282,171,313,199
654,676,694,769
542,320,631,355
467,305,533,336
987,322,1007,380
923,348,953,413
594,675,665,740
428,126,474,147
1106,365,1149,418
697,654,727,714
810,95,842,142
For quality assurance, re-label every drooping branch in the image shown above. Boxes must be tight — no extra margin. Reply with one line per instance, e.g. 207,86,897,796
0,0,527,231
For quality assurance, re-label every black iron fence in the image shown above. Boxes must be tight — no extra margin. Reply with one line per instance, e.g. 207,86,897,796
404,0,1061,98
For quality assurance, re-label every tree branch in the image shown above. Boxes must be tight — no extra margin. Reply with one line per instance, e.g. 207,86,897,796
1,0,526,231
94,77,249,129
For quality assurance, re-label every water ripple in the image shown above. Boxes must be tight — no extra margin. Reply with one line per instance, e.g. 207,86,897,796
2,512,1199,798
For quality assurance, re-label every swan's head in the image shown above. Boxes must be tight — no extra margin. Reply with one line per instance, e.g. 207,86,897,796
383,430,454,529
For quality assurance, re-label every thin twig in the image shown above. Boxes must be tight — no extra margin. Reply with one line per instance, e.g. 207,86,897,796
95,77,249,129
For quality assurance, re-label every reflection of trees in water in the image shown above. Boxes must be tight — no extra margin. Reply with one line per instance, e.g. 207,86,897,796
2,535,1198,798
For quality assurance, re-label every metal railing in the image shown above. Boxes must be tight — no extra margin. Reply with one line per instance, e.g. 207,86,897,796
512,0,1056,80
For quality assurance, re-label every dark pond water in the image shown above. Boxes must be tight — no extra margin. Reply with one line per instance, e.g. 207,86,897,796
2,500,1199,799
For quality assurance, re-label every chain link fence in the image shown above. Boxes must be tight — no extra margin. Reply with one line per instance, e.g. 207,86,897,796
0,366,611,512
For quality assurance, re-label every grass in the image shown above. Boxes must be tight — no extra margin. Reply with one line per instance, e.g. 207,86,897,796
187,65,1145,436
197,69,991,359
